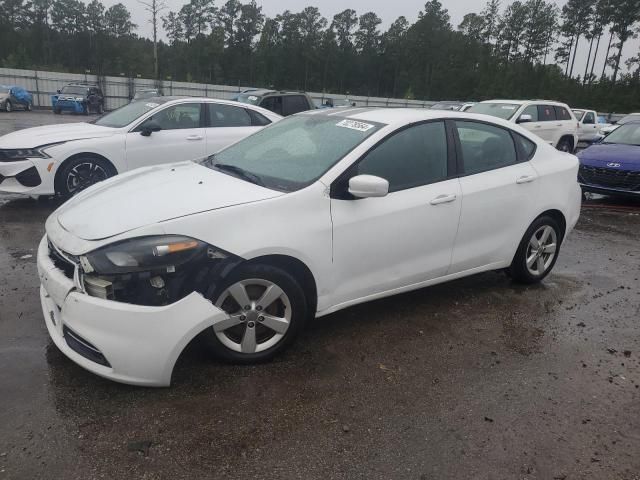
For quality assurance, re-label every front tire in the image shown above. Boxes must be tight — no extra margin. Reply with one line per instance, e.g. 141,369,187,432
509,216,562,284
5,100,12,112
55,156,114,197
26,102,32,111
204,263,308,363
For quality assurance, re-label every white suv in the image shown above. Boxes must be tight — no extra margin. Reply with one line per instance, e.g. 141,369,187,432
468,100,579,152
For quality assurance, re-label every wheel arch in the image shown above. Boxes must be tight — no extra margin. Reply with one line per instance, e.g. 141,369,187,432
537,209,567,243
234,254,318,316
53,152,118,195
557,134,575,152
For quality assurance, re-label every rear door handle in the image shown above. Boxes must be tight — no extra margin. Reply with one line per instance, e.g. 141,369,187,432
430,194,457,205
516,175,536,184
186,135,203,141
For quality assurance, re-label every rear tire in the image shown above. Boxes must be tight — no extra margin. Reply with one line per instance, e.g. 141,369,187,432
203,263,308,364
509,215,562,284
53,107,61,114
556,137,573,153
55,156,115,198
26,102,32,111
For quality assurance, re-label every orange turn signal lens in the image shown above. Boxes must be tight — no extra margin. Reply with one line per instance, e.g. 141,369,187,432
153,241,199,257
47,162,54,172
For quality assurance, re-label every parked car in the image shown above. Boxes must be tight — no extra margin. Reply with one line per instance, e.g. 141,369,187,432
52,83,105,115
468,100,579,152
37,108,581,386
572,108,611,144
0,85,33,112
599,113,640,136
577,121,640,197
460,102,476,112
430,101,465,111
131,88,162,102
235,89,316,116
0,97,281,197
318,98,356,108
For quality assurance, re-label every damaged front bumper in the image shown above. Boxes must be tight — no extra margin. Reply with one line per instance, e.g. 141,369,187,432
37,235,229,386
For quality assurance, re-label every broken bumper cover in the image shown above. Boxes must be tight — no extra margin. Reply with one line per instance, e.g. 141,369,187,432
37,236,228,387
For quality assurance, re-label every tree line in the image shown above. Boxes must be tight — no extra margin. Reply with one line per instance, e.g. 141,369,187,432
1,0,640,111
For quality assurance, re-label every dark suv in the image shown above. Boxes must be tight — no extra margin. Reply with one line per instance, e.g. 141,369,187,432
52,84,105,115
235,90,315,116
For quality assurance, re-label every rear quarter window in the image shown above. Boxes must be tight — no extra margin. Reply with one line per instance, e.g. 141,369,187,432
514,133,537,160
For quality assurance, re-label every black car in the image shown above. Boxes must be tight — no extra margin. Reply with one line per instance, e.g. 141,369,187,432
235,90,315,116
52,83,105,115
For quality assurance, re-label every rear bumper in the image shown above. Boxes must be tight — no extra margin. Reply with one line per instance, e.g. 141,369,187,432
37,236,229,386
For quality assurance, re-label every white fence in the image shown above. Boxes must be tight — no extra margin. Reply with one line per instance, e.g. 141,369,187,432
0,67,436,111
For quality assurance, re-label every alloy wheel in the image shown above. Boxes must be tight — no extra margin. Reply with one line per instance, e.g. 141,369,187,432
65,161,108,195
5,101,11,112
214,279,292,354
525,225,557,276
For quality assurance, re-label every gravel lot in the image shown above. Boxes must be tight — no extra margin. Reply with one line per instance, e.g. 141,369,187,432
1,110,640,480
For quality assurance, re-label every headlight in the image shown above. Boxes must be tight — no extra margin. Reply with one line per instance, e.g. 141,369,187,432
75,97,84,101
0,142,66,162
84,235,223,275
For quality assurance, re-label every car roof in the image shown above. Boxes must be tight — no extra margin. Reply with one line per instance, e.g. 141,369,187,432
480,99,569,106
244,89,309,97
298,107,526,131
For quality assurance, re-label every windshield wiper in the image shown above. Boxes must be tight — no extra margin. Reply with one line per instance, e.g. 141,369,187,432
213,163,265,187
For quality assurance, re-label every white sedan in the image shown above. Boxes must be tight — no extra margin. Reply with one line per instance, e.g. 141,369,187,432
0,97,281,197
37,108,581,386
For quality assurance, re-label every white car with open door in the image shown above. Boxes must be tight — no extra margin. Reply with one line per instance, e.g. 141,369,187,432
468,100,579,152
38,108,581,386
0,97,280,197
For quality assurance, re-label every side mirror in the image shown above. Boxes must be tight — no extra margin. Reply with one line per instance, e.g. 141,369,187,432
517,114,533,124
56,89,61,94
140,120,161,136
348,175,389,199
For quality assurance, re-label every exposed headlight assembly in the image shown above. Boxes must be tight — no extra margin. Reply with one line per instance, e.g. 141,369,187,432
84,235,217,275
80,235,238,307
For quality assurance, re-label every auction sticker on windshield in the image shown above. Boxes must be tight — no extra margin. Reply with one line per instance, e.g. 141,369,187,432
336,119,375,132
145,102,160,108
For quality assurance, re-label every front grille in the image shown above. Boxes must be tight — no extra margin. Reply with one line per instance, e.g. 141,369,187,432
63,325,111,367
48,239,77,279
579,165,640,191
15,166,41,187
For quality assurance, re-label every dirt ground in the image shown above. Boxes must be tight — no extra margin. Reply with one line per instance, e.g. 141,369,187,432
0,111,639,480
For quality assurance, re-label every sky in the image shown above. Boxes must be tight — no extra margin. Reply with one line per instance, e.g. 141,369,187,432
106,0,637,77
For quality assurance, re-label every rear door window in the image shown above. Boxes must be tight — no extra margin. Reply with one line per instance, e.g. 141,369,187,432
283,96,310,116
538,105,557,122
456,121,518,175
207,103,252,127
260,96,283,116
554,106,572,121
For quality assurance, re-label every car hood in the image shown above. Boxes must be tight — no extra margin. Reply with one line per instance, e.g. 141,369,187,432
54,162,285,241
578,143,640,170
0,93,8,100
0,122,116,149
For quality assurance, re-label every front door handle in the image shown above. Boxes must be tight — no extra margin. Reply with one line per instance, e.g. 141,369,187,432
516,175,536,184
430,194,457,205
186,135,203,141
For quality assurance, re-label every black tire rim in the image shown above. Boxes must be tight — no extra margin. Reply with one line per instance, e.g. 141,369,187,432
65,161,108,195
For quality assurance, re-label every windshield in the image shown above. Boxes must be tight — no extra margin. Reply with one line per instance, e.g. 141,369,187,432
468,103,521,120
204,115,384,192
60,86,88,95
236,93,261,105
94,99,169,128
602,123,640,145
617,114,640,125
572,109,585,121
